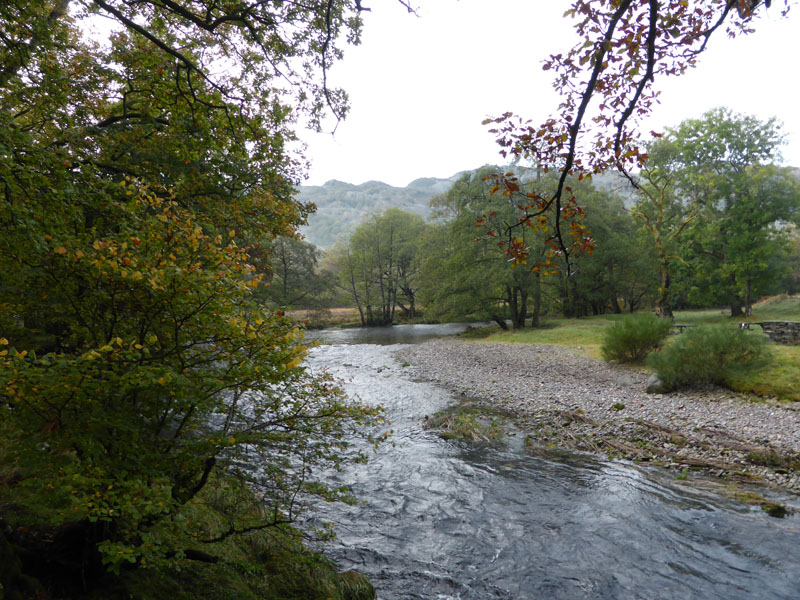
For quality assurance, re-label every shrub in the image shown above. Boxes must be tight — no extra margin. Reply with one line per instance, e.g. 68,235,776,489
646,325,773,389
601,313,673,363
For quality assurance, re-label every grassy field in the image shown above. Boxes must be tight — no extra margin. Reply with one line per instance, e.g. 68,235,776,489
465,296,800,403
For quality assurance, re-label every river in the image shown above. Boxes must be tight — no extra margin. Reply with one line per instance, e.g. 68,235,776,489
304,325,800,599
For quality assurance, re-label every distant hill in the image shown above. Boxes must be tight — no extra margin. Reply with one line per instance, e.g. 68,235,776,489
297,174,465,248
296,167,641,248
299,164,800,248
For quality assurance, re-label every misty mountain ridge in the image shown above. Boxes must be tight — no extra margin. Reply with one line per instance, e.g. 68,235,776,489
297,172,468,248
296,165,646,248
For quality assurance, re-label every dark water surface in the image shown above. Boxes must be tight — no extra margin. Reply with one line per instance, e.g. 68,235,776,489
304,328,800,599
305,322,489,346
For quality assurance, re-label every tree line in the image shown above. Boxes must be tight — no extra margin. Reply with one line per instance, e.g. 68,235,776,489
269,109,800,328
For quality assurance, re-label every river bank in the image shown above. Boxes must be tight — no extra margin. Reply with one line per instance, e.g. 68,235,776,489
395,338,800,497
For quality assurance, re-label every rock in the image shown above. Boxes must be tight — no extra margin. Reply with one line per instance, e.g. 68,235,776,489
646,373,672,394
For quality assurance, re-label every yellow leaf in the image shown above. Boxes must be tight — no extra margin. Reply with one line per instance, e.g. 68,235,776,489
228,229,236,238
0,338,8,346
55,246,67,255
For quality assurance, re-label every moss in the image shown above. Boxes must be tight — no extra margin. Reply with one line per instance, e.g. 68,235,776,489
337,570,376,600
428,413,504,443
762,503,787,518
425,401,511,444
726,489,789,519
745,450,800,471
669,434,688,447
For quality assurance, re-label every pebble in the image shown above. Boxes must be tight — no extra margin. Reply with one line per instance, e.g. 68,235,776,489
395,338,800,492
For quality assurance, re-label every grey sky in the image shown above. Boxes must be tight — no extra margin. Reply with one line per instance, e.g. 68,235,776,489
300,0,800,187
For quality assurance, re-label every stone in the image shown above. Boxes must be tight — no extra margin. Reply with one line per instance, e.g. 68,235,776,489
646,373,672,394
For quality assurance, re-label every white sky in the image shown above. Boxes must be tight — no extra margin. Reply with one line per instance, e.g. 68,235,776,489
300,0,800,187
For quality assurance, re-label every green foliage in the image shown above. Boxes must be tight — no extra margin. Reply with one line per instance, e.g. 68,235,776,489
664,109,800,314
0,0,384,586
601,313,672,363
78,475,374,600
331,209,428,325
646,325,774,388
254,236,335,310
418,166,547,329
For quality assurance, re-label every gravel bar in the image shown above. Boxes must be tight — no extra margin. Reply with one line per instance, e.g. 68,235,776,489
396,338,800,493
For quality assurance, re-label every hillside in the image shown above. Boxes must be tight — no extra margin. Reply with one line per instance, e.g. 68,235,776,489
298,165,800,249
297,175,463,248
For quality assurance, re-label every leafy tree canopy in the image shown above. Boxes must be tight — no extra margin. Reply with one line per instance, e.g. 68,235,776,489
0,0,395,584
481,0,791,270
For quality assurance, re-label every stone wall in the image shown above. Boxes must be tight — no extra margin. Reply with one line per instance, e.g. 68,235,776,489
755,321,800,345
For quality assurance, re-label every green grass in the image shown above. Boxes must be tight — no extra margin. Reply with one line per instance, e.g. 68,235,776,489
472,315,618,358
726,345,800,402
471,297,800,402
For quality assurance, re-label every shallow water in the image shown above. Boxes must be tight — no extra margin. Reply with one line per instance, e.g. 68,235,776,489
304,331,800,599
305,322,488,346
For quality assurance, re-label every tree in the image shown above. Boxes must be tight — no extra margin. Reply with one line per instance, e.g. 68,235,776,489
0,0,394,585
569,186,656,316
666,109,800,315
256,236,335,310
331,209,426,325
419,167,551,329
481,1,791,271
630,138,699,318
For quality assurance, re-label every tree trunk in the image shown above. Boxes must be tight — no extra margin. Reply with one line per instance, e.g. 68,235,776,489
492,315,508,330
531,273,541,328
515,287,528,329
728,274,743,317
655,259,673,319
744,279,753,316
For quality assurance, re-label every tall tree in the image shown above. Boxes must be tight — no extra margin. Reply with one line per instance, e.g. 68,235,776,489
332,209,426,326
570,187,656,316
667,109,800,315
0,0,395,583
256,236,334,310
630,138,699,318
420,167,553,329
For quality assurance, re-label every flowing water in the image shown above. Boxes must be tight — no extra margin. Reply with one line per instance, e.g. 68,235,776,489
304,326,800,599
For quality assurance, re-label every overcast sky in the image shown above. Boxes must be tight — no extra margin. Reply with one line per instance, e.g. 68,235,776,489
299,0,800,187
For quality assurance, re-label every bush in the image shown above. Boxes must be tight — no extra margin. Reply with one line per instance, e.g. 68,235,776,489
601,313,673,363
646,325,773,389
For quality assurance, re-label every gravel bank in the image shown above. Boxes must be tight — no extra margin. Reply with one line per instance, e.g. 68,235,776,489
396,338,800,493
